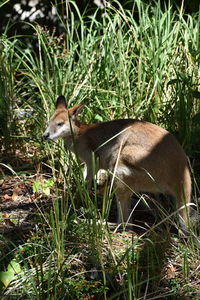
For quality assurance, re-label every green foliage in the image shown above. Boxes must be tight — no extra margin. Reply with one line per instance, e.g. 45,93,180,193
0,259,21,288
0,35,17,151
3,0,198,151
33,178,54,196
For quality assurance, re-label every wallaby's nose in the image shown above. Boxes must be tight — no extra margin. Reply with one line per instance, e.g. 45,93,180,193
43,132,50,140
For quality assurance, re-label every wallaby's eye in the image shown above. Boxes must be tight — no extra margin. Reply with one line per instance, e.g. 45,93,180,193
57,122,64,127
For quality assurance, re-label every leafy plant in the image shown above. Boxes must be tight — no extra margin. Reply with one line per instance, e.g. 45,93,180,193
32,178,54,196
0,259,21,288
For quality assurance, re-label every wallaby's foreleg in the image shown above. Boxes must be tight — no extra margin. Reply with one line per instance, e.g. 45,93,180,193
115,188,132,224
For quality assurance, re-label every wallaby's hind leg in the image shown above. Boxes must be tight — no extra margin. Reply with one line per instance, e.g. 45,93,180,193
175,169,191,228
115,187,132,224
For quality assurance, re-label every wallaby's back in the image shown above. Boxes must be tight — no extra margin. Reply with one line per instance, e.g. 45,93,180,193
78,119,191,222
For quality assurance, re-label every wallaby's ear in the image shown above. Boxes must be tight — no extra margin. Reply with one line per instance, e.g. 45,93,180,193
55,95,67,109
70,104,84,119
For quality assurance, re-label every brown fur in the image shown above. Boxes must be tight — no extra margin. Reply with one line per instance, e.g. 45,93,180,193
43,96,191,226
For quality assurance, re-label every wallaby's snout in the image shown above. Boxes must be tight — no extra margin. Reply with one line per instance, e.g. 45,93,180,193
43,131,50,140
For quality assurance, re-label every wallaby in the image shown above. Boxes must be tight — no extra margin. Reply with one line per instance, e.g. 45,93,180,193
43,95,191,227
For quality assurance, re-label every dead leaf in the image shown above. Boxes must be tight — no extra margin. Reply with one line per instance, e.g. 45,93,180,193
3,213,16,227
12,187,22,202
3,194,12,200
166,264,177,279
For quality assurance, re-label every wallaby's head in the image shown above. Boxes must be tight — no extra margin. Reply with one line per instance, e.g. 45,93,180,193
43,95,83,141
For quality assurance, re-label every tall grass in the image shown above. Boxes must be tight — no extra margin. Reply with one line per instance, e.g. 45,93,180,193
0,0,200,299
11,0,199,144
0,36,20,152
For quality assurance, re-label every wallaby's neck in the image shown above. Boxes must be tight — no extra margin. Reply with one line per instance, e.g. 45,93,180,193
63,120,92,148
76,122,99,137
